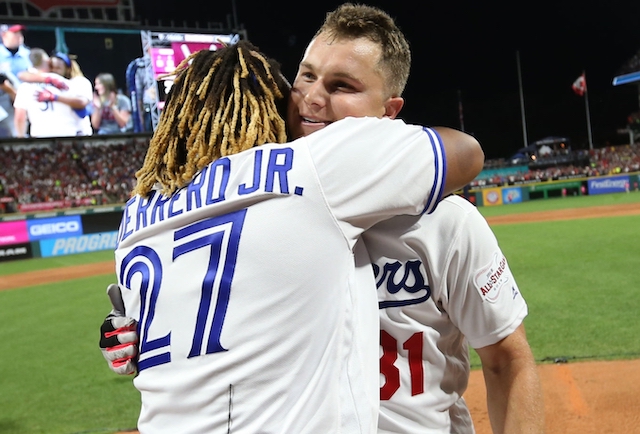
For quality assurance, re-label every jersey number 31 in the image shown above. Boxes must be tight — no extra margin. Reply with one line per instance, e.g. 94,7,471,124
380,330,424,400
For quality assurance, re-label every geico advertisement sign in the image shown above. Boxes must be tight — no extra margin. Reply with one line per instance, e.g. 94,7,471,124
27,216,83,241
40,231,118,257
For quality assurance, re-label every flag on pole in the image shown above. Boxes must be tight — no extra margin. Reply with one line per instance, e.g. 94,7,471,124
572,73,587,96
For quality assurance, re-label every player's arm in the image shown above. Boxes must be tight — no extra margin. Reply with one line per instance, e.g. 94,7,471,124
36,88,91,110
475,324,545,434
434,127,484,196
17,69,44,83
18,70,69,90
59,94,90,110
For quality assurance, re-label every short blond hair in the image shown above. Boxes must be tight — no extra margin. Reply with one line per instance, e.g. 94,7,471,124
316,3,411,97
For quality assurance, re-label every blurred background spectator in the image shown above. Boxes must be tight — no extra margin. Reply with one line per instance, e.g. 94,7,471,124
91,72,132,134
0,23,31,137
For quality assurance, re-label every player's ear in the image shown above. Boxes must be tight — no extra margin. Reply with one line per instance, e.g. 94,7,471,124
383,96,404,119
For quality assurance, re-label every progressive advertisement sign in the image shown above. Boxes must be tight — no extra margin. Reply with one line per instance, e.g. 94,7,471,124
588,176,630,195
39,231,118,257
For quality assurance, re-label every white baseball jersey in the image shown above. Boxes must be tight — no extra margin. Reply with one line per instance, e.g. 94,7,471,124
365,194,528,433
13,81,79,137
114,117,447,434
68,75,94,135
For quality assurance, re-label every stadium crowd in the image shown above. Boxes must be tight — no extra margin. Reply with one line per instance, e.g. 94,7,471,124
1,140,639,213
470,143,640,188
0,137,147,212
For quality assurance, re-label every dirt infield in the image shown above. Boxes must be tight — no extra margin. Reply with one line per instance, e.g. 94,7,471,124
0,261,117,291
3,202,640,433
466,359,640,433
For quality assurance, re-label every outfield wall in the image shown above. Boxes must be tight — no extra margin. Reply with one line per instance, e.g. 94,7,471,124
2,173,639,262
0,206,123,262
470,173,639,207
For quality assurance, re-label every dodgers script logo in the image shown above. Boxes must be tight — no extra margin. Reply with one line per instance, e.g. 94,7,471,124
373,260,431,308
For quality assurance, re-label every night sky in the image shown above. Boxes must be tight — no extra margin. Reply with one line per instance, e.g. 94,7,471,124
135,0,640,159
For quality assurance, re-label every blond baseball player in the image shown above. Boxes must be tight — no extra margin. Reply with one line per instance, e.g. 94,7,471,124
284,5,544,432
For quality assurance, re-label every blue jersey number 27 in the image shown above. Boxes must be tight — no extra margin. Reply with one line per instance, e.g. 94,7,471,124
119,209,246,372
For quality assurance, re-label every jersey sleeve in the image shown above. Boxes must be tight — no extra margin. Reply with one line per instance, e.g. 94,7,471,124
441,197,528,349
12,83,30,109
305,117,446,230
67,76,93,102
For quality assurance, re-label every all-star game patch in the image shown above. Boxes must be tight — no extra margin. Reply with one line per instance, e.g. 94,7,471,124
473,252,511,303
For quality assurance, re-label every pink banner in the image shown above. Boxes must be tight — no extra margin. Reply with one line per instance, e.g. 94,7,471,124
18,201,70,212
0,220,28,246
171,42,225,66
150,42,225,79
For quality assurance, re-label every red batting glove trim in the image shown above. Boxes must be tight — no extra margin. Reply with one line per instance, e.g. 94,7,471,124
112,356,135,368
106,342,134,352
104,325,136,338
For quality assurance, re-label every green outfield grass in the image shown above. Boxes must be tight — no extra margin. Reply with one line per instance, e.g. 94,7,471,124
471,215,640,366
0,276,139,434
0,250,114,276
1,192,639,433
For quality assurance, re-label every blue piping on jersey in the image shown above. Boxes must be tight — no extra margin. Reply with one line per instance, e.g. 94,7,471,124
421,127,446,214
73,104,93,118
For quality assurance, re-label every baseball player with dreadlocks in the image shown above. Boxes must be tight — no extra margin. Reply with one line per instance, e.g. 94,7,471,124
102,39,483,433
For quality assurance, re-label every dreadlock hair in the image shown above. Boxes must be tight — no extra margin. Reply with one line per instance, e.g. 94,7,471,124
69,58,85,79
134,40,289,198
315,3,411,98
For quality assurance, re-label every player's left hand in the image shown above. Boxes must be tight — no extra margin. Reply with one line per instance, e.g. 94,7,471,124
99,284,139,375
35,89,57,102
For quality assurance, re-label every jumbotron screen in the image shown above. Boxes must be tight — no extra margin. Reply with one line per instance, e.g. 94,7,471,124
0,24,242,134
146,31,241,107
